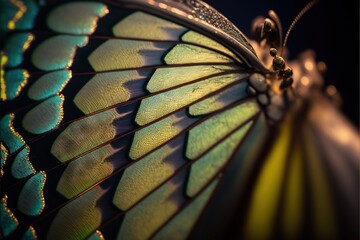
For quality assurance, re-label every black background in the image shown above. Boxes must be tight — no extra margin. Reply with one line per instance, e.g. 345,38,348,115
205,0,359,126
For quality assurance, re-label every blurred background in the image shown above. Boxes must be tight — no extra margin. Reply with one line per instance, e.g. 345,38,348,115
205,0,359,126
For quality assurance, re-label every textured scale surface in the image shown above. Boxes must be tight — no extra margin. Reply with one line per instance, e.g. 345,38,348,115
0,0,359,240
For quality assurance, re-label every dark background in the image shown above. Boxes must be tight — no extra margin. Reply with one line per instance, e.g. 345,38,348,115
205,0,359,126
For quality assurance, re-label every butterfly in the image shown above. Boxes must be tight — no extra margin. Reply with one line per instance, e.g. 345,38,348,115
0,0,359,239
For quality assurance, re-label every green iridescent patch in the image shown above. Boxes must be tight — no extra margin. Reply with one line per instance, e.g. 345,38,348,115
165,44,233,64
114,142,184,211
15,0,42,30
182,30,241,62
22,95,64,134
51,109,118,162
130,112,196,160
32,35,88,71
28,70,71,100
113,11,186,40
187,122,253,197
4,33,34,67
11,146,36,179
147,65,237,93
117,174,186,240
87,230,104,240
88,39,171,71
0,0,17,31
47,2,108,35
137,73,245,126
186,100,259,160
74,70,148,114
0,195,18,237
18,172,46,216
3,69,29,100
57,144,115,199
22,226,37,240
0,114,25,153
0,0,41,31
47,186,105,240
189,81,249,116
153,178,219,240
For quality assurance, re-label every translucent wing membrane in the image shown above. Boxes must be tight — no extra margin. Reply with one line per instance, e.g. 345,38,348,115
0,1,264,239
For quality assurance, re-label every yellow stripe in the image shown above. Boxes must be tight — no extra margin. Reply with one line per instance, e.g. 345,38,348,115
282,138,303,238
8,0,26,30
244,117,292,239
0,54,8,101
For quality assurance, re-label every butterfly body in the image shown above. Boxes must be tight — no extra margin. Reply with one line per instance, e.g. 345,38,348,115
0,0,359,239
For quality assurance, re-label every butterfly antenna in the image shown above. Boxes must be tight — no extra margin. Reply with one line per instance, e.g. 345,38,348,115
282,0,319,55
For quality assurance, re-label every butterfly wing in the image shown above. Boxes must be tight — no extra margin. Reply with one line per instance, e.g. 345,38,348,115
2,1,358,240
0,1,270,239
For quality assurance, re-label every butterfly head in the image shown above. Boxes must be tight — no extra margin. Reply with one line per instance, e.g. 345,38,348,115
247,2,332,124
